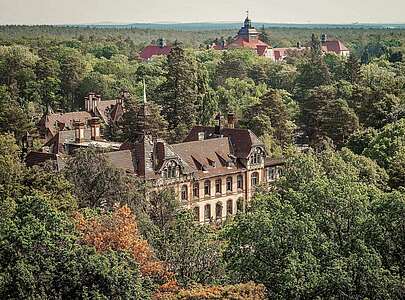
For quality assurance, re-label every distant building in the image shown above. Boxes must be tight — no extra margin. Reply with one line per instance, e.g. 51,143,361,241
211,14,272,58
272,34,350,62
320,33,350,56
226,16,272,57
139,38,172,60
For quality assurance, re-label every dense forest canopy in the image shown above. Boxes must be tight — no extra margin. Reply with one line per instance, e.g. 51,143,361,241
0,25,405,299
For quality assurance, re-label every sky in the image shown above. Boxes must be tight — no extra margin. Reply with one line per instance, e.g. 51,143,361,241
0,0,403,25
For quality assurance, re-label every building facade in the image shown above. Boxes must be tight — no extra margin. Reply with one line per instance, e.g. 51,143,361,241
30,103,284,224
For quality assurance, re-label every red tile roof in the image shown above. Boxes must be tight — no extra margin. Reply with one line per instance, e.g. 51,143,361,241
227,36,269,49
321,40,349,54
139,45,172,60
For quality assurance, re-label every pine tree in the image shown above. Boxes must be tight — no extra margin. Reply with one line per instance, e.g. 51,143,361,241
157,45,200,141
296,34,331,93
119,97,168,143
345,53,361,84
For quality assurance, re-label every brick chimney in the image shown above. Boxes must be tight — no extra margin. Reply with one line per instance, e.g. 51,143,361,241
227,113,235,129
73,120,85,143
89,117,101,141
85,92,101,113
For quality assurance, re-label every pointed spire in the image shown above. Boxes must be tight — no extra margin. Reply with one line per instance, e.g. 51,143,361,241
143,78,147,104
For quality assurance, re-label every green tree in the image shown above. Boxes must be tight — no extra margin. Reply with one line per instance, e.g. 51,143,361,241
224,148,403,299
345,53,362,84
301,84,359,147
296,34,331,94
63,147,142,209
241,89,295,148
118,97,168,143
0,194,147,299
157,45,200,141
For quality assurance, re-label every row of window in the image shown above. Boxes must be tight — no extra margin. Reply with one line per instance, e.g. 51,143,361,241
193,198,245,223
181,175,245,201
181,172,263,201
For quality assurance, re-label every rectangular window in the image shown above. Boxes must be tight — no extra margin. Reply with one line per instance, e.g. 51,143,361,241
237,176,242,189
193,183,199,198
215,179,222,194
204,181,211,196
226,177,233,192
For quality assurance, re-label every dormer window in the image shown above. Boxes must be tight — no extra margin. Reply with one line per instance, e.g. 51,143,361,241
163,160,178,179
249,147,264,165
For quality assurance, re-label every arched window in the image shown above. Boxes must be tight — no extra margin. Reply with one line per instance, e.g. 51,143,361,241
227,199,233,216
193,182,199,198
204,180,211,196
251,172,259,187
226,177,233,192
215,179,222,194
181,185,188,201
204,204,211,222
193,206,200,222
216,202,223,221
237,175,243,190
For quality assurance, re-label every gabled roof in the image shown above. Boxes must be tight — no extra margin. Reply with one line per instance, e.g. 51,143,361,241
94,100,118,124
139,45,172,60
171,137,241,179
184,126,264,159
39,111,93,137
321,40,349,54
171,138,232,170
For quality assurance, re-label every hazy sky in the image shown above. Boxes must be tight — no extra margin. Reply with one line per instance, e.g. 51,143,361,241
0,0,403,25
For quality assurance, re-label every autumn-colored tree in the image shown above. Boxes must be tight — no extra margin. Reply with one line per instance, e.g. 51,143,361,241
155,282,267,300
75,205,177,291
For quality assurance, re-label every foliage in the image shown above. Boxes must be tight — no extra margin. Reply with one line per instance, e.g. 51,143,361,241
223,148,404,299
63,147,142,209
75,205,175,290
155,282,266,300
0,194,147,299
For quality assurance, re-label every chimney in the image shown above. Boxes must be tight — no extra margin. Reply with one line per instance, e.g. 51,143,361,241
198,132,205,141
214,113,222,135
154,141,165,167
158,38,166,48
89,117,101,141
73,120,85,143
227,112,235,129
85,92,101,113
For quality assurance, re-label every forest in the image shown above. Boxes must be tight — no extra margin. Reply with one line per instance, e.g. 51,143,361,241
0,25,405,299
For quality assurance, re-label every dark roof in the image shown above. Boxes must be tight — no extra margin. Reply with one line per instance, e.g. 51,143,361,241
265,157,285,167
44,129,92,154
184,126,264,158
171,137,242,179
39,111,93,137
104,150,135,173
94,100,118,124
25,151,66,171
